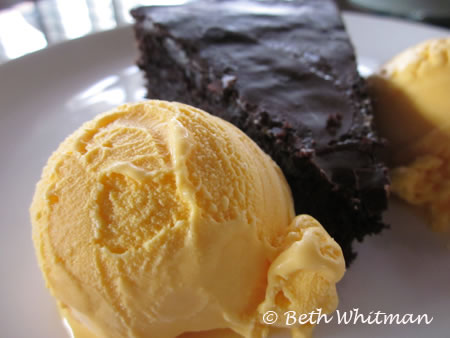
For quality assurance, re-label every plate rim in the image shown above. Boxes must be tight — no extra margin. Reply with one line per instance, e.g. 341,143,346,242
0,11,449,72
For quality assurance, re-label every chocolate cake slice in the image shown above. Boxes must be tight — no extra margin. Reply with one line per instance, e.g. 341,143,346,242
131,0,390,264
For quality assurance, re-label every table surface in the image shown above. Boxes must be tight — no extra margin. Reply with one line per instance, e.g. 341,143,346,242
0,0,449,65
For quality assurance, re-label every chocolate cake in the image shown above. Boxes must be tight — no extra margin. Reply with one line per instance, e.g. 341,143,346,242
131,0,390,264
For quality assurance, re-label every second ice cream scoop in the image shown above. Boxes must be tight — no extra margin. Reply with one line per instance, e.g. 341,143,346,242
369,37,450,232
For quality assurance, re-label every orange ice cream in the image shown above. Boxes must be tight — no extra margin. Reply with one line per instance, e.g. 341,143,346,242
30,100,345,338
370,38,450,233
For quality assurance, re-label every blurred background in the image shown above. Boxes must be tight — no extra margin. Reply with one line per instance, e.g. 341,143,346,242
0,0,449,64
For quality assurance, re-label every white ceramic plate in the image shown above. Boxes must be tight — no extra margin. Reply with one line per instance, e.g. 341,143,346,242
0,12,449,338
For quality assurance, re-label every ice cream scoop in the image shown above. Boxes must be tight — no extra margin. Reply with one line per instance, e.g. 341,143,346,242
369,37,450,232
30,101,345,338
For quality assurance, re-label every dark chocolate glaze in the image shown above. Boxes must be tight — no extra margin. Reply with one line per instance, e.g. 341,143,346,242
131,0,390,265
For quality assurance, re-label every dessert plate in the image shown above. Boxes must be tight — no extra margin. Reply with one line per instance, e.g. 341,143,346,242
0,12,449,338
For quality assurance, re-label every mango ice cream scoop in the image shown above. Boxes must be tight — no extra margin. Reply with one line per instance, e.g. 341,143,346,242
369,38,450,233
30,100,345,338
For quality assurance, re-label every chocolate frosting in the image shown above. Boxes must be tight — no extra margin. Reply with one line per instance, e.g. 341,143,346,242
132,0,390,264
